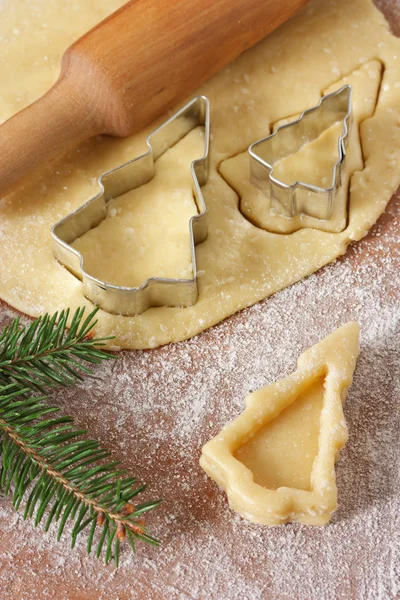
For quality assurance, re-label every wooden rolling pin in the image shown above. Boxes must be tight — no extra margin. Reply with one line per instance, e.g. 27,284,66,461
0,0,307,198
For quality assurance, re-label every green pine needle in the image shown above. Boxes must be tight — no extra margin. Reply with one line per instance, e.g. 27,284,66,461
0,307,161,565
0,306,114,391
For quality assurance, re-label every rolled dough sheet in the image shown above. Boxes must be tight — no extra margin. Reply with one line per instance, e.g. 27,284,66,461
222,61,383,234
0,0,399,349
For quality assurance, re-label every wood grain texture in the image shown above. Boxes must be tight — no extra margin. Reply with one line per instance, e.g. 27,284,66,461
0,0,307,199
0,1,399,599
0,189,398,600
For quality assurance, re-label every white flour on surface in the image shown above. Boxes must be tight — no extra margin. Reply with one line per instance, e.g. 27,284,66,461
0,0,399,593
0,191,398,600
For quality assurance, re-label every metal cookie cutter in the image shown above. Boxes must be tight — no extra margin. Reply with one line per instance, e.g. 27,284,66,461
52,95,209,316
248,85,352,220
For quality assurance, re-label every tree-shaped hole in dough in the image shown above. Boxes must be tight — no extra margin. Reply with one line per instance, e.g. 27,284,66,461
219,60,383,234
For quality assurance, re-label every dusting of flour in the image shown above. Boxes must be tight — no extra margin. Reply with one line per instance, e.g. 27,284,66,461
0,189,398,599
0,0,399,594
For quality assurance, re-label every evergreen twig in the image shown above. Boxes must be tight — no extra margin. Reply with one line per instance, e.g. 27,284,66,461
0,306,113,391
0,308,160,565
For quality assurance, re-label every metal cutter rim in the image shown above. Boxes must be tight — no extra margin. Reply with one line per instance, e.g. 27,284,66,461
248,84,352,220
51,95,210,316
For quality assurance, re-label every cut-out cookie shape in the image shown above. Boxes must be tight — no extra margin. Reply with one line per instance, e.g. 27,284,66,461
200,322,360,526
51,96,209,316
220,60,383,234
249,85,352,221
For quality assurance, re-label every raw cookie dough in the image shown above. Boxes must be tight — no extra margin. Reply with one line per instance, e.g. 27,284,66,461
221,61,382,234
0,0,399,349
71,128,204,287
200,322,360,526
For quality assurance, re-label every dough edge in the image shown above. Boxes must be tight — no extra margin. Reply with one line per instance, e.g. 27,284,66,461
0,0,399,349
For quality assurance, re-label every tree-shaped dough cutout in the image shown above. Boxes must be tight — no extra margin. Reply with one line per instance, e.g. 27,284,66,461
200,322,360,526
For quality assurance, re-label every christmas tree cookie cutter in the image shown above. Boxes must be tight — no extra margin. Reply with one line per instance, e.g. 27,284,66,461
248,85,352,220
200,322,360,526
51,96,209,316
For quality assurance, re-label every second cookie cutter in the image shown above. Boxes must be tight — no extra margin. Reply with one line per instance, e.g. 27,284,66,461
249,85,352,220
52,95,209,316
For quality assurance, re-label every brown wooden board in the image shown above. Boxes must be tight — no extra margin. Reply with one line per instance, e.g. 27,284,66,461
0,1,399,598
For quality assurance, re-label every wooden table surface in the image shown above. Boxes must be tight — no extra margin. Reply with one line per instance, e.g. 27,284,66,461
0,1,399,599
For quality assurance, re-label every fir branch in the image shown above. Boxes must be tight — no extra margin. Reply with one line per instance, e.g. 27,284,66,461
0,309,161,565
0,307,114,391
